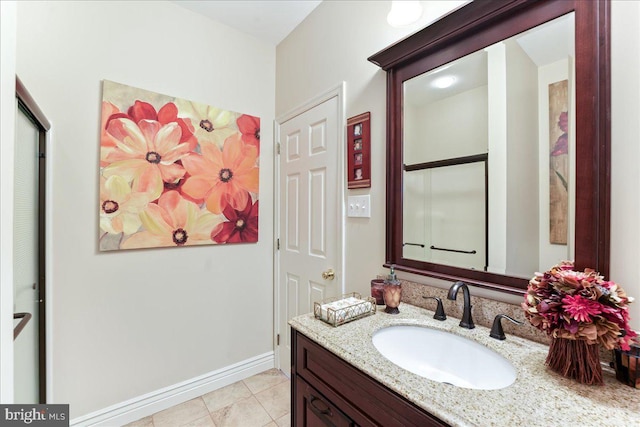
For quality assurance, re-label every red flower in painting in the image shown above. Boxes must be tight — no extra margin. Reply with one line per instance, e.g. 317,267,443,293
107,100,196,147
237,114,260,154
212,199,259,243
558,111,568,133
551,133,568,156
551,111,569,156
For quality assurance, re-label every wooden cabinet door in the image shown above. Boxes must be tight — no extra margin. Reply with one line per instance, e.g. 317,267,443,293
296,376,356,427
293,329,450,427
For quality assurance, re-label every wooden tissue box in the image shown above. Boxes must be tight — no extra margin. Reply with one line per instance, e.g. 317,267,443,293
613,342,640,388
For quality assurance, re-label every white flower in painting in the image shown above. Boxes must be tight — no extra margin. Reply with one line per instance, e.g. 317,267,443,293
174,99,238,148
99,175,150,235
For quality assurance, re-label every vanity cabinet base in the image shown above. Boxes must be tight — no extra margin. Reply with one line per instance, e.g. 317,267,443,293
292,329,449,427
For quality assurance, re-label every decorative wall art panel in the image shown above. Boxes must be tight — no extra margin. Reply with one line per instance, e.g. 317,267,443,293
99,80,260,251
347,112,371,189
548,80,569,245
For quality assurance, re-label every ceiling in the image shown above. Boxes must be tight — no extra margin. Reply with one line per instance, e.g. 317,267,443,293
171,0,323,45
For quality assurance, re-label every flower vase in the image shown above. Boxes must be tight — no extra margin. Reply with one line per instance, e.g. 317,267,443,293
546,337,603,385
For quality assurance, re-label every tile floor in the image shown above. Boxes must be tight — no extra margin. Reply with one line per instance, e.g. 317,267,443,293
124,369,291,427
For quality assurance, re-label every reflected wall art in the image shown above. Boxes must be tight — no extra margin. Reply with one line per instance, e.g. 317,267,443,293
99,80,260,251
548,79,569,245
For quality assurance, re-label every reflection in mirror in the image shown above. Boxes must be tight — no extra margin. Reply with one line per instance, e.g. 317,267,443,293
401,13,575,279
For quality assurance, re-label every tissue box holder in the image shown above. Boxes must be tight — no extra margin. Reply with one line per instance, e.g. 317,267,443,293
613,342,640,388
314,292,376,327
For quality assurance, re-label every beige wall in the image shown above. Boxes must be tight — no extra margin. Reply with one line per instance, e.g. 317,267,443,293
278,0,640,331
408,86,488,162
15,0,275,418
2,0,638,417
0,0,17,403
276,1,461,299
505,39,539,276
611,0,640,330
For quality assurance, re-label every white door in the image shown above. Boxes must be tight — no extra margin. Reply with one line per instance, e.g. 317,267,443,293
276,91,344,374
13,101,42,403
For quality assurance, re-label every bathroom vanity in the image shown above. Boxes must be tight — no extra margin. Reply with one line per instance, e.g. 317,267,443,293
290,304,640,427
292,329,446,427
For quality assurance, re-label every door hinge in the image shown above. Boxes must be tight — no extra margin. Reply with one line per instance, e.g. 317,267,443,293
277,334,280,345
38,152,46,159
277,238,280,250
276,142,281,155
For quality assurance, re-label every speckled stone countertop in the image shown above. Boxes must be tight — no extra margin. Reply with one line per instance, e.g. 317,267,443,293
289,303,640,427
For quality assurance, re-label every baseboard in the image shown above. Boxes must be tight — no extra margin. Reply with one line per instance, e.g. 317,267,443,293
70,351,275,426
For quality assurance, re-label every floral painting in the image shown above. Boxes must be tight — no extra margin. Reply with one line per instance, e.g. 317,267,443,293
99,80,260,251
549,80,569,245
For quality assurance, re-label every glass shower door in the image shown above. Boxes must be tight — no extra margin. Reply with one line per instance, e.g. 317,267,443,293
13,99,41,403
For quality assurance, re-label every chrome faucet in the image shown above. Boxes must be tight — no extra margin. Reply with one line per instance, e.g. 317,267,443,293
447,281,475,329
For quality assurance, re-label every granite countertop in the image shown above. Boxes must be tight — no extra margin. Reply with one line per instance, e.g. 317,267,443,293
289,303,640,427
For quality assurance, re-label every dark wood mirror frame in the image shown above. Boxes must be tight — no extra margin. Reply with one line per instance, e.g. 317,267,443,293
369,0,610,295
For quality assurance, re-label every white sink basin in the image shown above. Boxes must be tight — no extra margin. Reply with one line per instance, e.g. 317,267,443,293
372,325,516,390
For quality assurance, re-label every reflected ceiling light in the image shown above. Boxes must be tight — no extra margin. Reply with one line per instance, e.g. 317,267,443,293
431,76,457,88
387,1,423,27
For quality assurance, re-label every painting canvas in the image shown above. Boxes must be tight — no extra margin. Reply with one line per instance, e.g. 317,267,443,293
548,80,569,245
99,80,260,251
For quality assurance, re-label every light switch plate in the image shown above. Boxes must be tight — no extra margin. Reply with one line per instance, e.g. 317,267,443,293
347,195,371,218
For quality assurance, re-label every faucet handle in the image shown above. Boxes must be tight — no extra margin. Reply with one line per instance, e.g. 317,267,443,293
490,314,524,340
422,296,446,321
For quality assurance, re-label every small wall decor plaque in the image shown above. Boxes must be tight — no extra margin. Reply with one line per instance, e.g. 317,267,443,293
99,80,260,251
347,112,371,189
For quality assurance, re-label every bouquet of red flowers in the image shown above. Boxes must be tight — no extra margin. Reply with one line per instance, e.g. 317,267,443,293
522,261,636,351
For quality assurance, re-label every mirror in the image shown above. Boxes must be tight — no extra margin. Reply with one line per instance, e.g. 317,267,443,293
402,13,575,279
369,0,610,294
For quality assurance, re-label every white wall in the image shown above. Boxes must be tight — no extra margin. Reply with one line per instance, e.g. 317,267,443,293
0,0,17,404
15,0,275,418
278,0,640,332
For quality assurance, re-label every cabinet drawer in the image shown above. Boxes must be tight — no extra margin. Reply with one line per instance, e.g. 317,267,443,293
294,330,449,427
296,376,356,427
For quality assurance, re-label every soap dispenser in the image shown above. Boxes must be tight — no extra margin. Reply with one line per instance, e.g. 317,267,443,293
383,265,402,314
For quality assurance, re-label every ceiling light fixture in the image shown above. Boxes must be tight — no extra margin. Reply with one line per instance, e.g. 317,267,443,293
431,76,457,89
387,1,423,28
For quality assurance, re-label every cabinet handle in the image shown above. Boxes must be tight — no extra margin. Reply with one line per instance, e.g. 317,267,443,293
310,395,332,416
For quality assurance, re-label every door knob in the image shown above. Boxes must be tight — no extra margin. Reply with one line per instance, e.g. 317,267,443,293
322,269,335,280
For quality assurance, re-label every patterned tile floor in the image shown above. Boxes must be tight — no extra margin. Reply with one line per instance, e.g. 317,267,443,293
125,369,290,427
